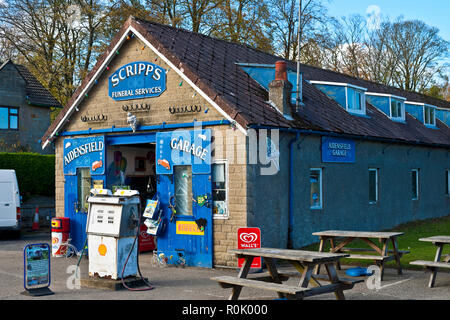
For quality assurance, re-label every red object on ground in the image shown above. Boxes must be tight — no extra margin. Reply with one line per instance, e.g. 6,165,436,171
31,206,40,231
51,217,70,257
237,227,262,268
139,223,156,253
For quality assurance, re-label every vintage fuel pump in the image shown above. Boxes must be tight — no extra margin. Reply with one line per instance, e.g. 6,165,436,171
85,189,141,280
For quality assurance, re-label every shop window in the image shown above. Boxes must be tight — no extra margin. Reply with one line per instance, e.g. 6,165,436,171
174,166,193,216
212,161,228,219
310,168,322,209
411,169,419,200
0,107,19,130
369,168,378,204
77,168,91,213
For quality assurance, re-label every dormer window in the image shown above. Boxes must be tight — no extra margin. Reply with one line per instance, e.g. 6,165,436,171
310,81,367,116
366,93,406,122
424,105,436,126
405,102,437,128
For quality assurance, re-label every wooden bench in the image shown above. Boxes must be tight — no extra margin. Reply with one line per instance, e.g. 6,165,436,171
213,248,354,300
410,260,450,269
211,276,311,300
410,236,450,288
312,230,407,281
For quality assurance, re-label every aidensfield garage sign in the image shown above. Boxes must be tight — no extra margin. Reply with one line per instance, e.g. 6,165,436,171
109,61,167,101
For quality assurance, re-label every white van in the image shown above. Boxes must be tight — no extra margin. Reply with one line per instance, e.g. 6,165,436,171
0,170,21,236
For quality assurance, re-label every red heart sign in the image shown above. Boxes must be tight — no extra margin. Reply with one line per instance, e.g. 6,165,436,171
237,228,261,268
239,233,258,243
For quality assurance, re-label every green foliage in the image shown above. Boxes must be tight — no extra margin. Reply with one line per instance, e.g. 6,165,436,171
0,152,55,197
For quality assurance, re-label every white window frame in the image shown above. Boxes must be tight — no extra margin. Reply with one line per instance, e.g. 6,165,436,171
365,92,406,122
423,105,436,127
310,81,367,116
212,159,229,220
310,168,323,210
369,168,378,204
411,169,419,200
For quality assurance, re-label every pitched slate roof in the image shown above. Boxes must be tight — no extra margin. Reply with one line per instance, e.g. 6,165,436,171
0,61,62,108
42,16,450,148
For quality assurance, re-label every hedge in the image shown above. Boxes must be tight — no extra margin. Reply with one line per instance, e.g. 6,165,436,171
0,152,55,196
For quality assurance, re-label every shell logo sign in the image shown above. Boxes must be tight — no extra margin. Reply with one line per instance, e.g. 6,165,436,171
98,244,107,256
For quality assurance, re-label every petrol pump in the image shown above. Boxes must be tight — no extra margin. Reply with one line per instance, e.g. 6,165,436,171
85,188,141,280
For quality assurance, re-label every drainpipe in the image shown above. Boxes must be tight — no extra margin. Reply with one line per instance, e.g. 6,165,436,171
288,132,300,249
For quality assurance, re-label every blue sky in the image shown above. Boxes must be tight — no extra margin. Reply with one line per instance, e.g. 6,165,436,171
326,0,450,41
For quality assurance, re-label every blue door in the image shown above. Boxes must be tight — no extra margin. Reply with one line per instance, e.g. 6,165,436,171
156,167,213,268
63,136,106,251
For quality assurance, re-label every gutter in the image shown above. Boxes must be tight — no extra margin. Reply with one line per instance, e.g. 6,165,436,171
57,120,231,137
248,125,450,150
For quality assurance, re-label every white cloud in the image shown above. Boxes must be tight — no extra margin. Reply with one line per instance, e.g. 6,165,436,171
366,5,381,31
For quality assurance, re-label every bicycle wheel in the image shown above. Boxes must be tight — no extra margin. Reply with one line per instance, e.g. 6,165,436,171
65,244,78,258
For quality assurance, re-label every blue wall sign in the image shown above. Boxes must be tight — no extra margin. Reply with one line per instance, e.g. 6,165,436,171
63,136,105,175
156,129,211,174
109,61,167,101
322,137,356,163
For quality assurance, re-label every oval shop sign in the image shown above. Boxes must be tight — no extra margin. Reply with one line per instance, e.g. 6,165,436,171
109,61,167,101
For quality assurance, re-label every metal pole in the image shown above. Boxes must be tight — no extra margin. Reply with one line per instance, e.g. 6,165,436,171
296,0,302,109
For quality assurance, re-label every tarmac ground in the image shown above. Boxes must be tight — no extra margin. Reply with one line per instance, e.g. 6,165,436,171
1,231,449,304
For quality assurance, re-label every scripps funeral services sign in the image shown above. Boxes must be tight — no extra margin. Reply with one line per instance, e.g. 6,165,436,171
109,61,167,101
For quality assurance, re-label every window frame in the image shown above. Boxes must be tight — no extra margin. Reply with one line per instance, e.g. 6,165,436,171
310,81,367,116
446,169,450,196
423,105,436,127
310,168,323,210
212,159,229,220
345,86,366,116
369,168,379,204
0,106,19,130
411,169,419,201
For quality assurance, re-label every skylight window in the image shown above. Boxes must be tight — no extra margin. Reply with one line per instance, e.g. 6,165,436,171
310,81,367,116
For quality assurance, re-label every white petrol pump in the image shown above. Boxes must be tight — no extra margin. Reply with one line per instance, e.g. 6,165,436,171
86,189,141,280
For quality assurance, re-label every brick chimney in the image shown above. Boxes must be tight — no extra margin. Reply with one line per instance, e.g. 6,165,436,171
269,61,293,118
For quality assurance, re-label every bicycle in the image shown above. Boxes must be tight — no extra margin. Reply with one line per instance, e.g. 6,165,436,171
61,238,87,259
151,249,169,267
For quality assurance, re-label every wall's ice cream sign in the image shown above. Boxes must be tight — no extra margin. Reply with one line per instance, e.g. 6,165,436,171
109,61,167,101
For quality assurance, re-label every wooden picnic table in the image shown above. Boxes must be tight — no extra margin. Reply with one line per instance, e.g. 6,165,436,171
410,236,450,288
312,230,409,281
211,248,363,300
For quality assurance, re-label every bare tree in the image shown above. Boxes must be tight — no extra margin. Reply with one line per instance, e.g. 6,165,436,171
385,18,449,92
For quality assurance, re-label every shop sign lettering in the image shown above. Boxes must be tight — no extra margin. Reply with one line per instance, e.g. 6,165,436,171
156,129,211,175
321,137,356,163
63,136,105,175
109,61,166,101
176,221,204,236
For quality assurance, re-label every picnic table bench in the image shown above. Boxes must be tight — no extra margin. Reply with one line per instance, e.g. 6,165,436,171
312,230,409,281
211,248,363,300
410,236,450,288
